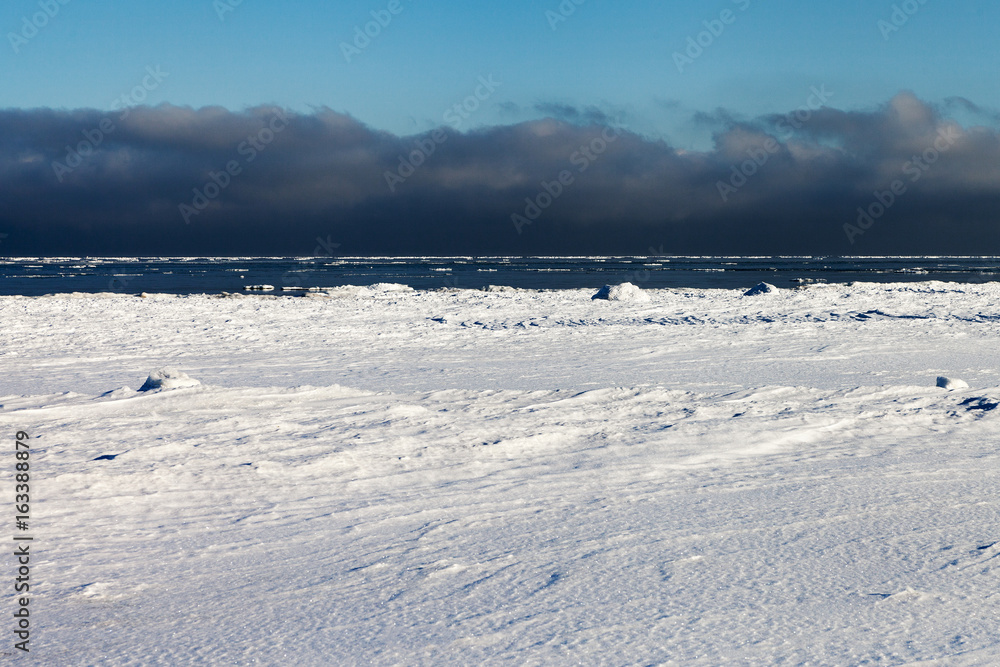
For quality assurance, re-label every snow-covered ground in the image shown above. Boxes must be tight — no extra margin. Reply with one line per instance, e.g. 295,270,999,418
2,282,1000,665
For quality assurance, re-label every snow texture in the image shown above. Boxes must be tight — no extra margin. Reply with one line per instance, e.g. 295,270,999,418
2,281,1000,665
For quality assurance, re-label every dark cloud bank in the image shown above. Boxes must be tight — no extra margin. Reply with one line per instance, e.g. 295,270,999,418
1,92,999,256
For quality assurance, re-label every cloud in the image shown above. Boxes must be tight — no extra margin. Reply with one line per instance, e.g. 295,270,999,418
944,96,1000,126
653,97,683,112
533,102,614,126
1,93,999,255
496,101,523,117
691,107,743,129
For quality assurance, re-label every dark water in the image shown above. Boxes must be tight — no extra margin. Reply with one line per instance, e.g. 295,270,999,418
1,256,999,296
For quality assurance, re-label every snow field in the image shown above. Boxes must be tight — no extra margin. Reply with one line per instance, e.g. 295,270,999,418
2,282,1000,664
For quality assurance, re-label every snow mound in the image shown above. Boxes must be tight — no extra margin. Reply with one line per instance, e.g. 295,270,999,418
592,283,651,302
367,283,414,293
320,286,366,298
484,285,520,293
936,376,969,390
744,282,777,296
138,368,202,392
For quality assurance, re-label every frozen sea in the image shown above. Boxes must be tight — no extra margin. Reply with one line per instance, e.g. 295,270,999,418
1,275,1000,664
2,255,1000,295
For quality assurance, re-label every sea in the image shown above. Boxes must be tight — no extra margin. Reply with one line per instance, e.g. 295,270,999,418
2,256,1000,296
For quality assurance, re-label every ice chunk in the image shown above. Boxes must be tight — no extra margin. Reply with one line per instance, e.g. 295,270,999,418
138,368,202,392
367,283,414,293
936,376,969,390
744,282,777,296
592,283,651,302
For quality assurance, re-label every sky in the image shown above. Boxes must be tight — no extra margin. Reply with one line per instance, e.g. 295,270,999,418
2,0,999,255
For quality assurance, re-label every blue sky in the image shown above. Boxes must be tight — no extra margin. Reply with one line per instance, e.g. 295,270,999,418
4,0,1000,257
3,0,998,149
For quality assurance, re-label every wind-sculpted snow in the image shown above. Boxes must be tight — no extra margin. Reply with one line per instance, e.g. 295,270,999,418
2,282,1000,664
